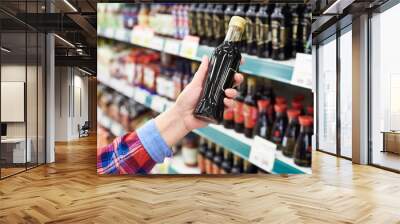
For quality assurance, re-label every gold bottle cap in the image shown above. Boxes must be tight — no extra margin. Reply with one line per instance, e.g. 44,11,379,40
229,16,246,30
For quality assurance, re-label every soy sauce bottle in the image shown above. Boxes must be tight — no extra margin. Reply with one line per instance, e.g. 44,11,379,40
234,83,246,133
234,5,247,52
281,109,301,157
293,116,313,167
224,5,236,34
196,4,206,44
243,78,258,138
223,107,234,129
205,141,215,174
188,4,197,36
212,145,223,174
220,150,233,174
301,5,312,54
270,104,288,145
291,4,304,58
197,137,207,174
204,4,215,46
255,5,271,58
194,16,246,123
245,4,258,55
231,155,243,174
256,98,271,139
271,4,291,60
212,4,225,47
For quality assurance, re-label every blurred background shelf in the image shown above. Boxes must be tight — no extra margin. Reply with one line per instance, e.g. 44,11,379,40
97,107,126,137
97,75,311,174
98,27,299,88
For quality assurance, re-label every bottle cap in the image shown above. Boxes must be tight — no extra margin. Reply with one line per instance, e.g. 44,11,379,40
306,106,314,115
257,99,270,110
274,103,287,113
287,109,300,119
292,101,303,110
229,16,247,30
275,96,286,105
293,95,305,102
299,115,313,126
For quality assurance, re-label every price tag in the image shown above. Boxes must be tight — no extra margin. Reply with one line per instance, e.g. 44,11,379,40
134,88,149,105
249,136,276,173
164,39,181,55
292,53,313,89
179,35,200,59
151,95,167,113
105,27,115,38
149,36,165,51
115,28,128,42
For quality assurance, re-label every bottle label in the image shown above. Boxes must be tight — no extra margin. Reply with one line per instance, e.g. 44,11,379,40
182,146,198,166
196,13,204,36
224,15,230,34
205,13,213,38
280,26,286,48
188,11,196,35
213,14,223,39
224,107,234,120
243,104,258,128
256,18,269,45
205,159,213,174
292,16,299,40
143,66,155,91
234,101,244,123
197,155,206,173
246,18,255,44
271,20,280,50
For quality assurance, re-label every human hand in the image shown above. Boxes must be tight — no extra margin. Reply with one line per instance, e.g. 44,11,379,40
155,55,244,146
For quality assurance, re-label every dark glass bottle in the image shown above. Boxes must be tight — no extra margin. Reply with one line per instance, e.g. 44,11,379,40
231,155,243,174
293,116,313,167
223,107,234,129
224,5,236,34
234,5,247,52
194,16,246,123
212,4,225,47
243,78,258,138
255,5,269,58
205,141,215,174
197,137,207,174
271,4,291,60
196,4,206,44
256,98,271,139
301,6,312,54
220,149,233,174
204,4,215,46
234,83,246,133
281,109,301,157
243,160,258,173
291,4,304,58
270,104,288,145
245,4,258,55
212,145,223,174
188,4,198,36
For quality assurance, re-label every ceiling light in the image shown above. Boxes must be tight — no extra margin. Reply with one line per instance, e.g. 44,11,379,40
63,0,78,12
78,67,92,76
54,34,75,48
1,47,11,53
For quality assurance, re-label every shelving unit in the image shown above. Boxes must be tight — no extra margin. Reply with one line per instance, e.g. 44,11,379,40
98,27,303,88
97,107,126,137
97,75,311,174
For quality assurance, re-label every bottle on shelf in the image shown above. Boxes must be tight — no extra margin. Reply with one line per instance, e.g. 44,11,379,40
224,4,236,35
281,109,301,157
301,5,312,54
234,83,246,133
212,145,224,174
243,77,258,138
245,4,258,55
243,160,258,173
196,3,206,44
255,4,273,58
306,106,314,116
293,116,313,167
234,4,247,52
231,155,243,174
197,137,207,174
220,149,233,174
205,141,215,174
271,4,291,60
212,4,225,47
188,4,197,36
194,16,246,123
223,107,234,129
256,97,271,139
291,4,304,58
270,103,288,146
182,133,198,167
204,4,215,46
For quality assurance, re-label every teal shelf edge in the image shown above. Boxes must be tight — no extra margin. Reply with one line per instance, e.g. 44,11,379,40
167,165,178,174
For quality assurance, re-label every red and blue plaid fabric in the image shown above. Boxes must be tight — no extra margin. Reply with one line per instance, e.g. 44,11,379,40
97,131,156,174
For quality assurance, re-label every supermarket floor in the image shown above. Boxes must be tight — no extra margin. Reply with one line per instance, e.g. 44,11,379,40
0,136,399,223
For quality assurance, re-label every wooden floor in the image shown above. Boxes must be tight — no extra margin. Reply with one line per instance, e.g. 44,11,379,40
0,135,400,223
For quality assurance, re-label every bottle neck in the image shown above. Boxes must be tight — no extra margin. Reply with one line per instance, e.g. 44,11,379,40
224,25,243,42
301,125,312,133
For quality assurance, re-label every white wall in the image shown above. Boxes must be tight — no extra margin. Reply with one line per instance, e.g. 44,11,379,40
54,67,89,141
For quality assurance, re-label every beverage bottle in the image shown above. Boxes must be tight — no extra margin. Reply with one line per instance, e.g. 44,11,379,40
291,4,304,58
212,4,225,47
224,5,236,34
197,137,207,174
205,141,215,174
234,83,246,133
195,4,206,44
220,149,233,174
293,116,313,167
255,5,268,58
243,160,258,173
204,4,215,46
188,4,197,36
223,107,234,129
182,133,199,167
301,5,312,54
245,4,258,55
275,96,287,105
271,4,291,60
194,16,246,123
270,103,288,145
234,5,247,52
281,109,301,157
243,78,258,138
231,155,243,174
306,106,314,116
256,97,270,139
292,100,304,114
212,145,223,174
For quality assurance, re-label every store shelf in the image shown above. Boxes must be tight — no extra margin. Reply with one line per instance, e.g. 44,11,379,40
98,75,311,174
98,27,300,88
97,107,126,137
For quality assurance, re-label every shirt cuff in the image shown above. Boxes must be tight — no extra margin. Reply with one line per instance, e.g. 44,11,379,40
136,119,173,163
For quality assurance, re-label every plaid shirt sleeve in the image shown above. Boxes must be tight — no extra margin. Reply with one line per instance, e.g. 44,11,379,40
97,131,156,174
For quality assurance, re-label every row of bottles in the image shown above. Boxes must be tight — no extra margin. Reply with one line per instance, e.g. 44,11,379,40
188,3,312,60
